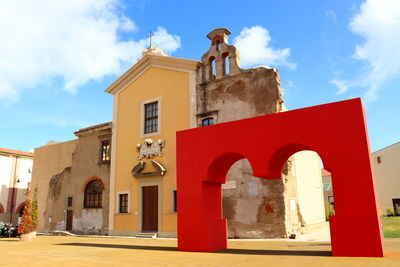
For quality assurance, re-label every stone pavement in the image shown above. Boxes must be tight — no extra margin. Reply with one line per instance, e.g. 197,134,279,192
1,236,399,266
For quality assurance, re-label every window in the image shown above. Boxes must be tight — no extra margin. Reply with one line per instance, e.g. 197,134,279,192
67,196,73,207
100,140,111,162
173,190,177,212
377,156,381,164
119,194,128,213
144,102,158,134
323,183,332,191
201,117,214,127
84,180,102,208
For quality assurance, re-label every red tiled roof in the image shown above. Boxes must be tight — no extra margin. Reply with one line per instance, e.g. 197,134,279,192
321,169,331,177
0,147,33,157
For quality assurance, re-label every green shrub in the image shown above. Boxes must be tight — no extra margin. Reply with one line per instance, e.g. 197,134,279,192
386,207,394,216
325,204,335,221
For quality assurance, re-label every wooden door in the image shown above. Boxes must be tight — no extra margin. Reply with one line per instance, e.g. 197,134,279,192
142,186,158,232
66,210,73,231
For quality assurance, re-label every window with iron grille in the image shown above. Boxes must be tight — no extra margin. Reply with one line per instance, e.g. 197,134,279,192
101,140,111,162
119,194,128,213
84,180,102,208
144,102,158,134
67,196,73,207
201,117,214,127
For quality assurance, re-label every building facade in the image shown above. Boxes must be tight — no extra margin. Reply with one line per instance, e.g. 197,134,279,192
372,142,400,216
321,169,334,219
107,28,325,238
106,46,198,237
31,123,111,234
0,148,33,225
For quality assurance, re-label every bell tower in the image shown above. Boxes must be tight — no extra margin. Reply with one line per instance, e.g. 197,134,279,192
199,28,242,82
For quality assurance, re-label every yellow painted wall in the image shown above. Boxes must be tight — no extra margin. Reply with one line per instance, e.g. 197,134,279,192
114,66,190,233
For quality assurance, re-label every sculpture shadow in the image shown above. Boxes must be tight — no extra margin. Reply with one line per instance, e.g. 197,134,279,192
57,242,331,257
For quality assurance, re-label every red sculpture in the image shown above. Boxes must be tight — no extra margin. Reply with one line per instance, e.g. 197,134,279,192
176,98,384,257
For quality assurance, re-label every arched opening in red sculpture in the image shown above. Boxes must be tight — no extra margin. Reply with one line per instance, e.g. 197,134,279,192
208,147,335,241
282,150,335,239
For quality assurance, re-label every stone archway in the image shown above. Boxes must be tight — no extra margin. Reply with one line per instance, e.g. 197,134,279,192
176,98,384,257
15,202,25,217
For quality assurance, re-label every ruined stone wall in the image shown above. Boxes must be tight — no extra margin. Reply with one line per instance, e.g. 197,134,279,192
196,28,301,238
32,124,111,235
66,129,111,235
31,140,78,232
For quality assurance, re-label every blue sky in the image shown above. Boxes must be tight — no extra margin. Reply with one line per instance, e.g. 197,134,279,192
0,0,399,153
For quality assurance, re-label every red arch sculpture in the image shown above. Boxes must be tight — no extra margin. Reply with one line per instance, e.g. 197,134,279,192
176,98,384,257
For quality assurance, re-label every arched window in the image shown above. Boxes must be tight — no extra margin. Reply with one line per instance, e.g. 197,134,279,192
84,180,103,208
216,40,221,51
16,203,25,217
0,203,4,213
223,53,230,76
209,57,216,80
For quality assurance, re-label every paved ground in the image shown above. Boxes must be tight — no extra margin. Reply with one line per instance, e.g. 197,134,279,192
0,235,399,266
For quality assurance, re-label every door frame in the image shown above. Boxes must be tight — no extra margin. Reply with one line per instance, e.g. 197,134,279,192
138,178,162,233
66,210,73,231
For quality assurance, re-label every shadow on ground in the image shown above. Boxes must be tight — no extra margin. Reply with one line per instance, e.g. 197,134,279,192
57,242,332,257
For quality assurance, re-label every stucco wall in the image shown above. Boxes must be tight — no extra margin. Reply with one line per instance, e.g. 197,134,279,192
112,66,192,236
33,125,111,235
372,142,400,213
0,153,32,224
0,155,13,215
31,140,78,232
293,151,325,225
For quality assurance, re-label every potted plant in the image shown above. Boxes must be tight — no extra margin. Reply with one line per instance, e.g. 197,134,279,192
18,186,38,241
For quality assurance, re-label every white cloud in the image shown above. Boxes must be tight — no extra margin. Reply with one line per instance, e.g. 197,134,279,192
0,0,181,103
233,26,296,70
326,10,337,23
330,78,350,95
333,0,400,102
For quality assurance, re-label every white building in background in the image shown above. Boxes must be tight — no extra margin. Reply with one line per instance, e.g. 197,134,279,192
0,148,33,224
372,142,400,216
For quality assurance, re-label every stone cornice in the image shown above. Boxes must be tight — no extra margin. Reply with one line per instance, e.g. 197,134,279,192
105,55,200,95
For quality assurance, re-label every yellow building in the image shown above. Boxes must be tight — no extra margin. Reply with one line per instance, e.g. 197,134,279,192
106,47,198,236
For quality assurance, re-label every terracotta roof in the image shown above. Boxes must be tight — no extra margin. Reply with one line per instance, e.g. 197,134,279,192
0,147,33,157
321,169,331,177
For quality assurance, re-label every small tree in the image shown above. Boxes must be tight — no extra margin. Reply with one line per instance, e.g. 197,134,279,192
18,186,38,234
32,186,39,228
